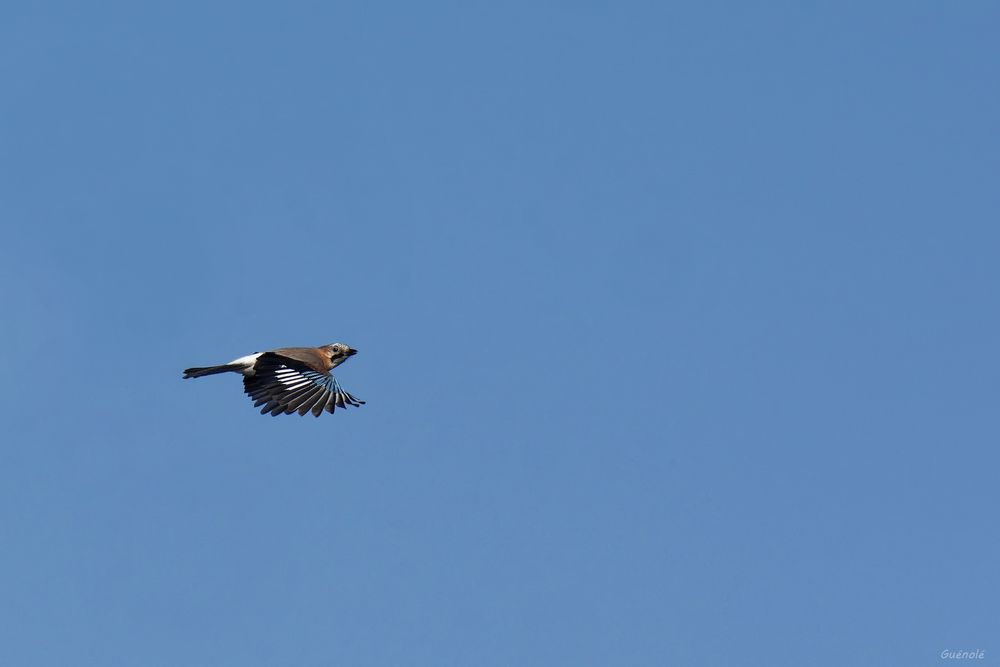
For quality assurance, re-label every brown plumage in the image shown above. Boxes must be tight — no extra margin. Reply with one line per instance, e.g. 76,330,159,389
268,347,335,373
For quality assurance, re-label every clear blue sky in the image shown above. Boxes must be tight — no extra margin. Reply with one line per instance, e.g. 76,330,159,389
2,2,998,665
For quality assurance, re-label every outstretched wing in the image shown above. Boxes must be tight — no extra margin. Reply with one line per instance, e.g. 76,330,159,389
243,352,365,417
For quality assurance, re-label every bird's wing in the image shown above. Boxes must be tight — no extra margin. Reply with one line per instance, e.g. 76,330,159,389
243,352,365,417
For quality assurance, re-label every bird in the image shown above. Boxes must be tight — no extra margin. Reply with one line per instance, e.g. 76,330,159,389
183,343,365,417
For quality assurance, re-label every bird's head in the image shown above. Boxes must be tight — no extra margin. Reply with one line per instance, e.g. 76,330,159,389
324,342,358,369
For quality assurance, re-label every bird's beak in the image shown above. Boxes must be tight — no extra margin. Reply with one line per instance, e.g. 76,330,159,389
347,348,358,356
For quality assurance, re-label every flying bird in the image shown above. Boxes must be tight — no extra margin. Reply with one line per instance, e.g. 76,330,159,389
183,343,365,417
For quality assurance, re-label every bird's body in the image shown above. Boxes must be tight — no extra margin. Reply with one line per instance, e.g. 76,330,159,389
184,343,364,417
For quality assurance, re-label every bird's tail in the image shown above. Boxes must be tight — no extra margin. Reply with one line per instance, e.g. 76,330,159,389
183,364,243,379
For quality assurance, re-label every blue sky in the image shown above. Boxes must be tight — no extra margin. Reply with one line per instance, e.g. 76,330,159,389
2,1,998,665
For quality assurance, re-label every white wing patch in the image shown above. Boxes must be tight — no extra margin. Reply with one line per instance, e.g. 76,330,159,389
275,367,308,386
